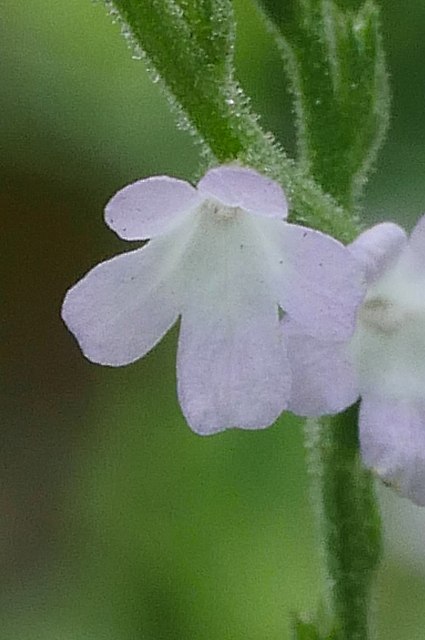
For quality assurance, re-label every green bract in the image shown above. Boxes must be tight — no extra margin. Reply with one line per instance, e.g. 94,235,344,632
257,0,390,211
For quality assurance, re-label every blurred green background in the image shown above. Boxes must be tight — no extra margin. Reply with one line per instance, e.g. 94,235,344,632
2,1,425,638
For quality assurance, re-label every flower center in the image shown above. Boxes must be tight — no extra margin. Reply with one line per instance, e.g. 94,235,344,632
358,296,404,335
352,287,425,400
202,199,241,222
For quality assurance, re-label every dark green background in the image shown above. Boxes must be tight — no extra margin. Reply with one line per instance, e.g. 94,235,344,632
2,1,425,638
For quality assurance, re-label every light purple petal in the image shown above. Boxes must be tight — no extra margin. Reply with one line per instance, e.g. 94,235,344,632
105,176,200,240
360,396,425,506
175,202,290,434
62,238,182,366
197,165,288,219
349,222,407,284
177,304,290,435
272,223,365,340
283,320,359,417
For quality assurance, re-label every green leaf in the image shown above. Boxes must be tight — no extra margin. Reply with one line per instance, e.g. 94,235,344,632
256,0,390,210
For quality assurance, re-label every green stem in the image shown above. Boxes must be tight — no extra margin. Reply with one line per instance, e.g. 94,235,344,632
104,0,358,243
305,405,382,639
257,0,390,212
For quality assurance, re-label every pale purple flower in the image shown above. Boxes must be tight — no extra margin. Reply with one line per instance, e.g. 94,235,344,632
286,216,425,505
62,165,363,435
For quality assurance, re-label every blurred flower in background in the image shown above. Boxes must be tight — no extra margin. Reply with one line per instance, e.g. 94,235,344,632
3,1,425,639
287,218,425,506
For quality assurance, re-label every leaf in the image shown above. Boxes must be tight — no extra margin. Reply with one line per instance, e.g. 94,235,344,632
256,0,390,210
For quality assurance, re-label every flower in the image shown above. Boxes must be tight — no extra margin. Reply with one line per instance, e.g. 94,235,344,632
62,165,363,435
285,216,425,505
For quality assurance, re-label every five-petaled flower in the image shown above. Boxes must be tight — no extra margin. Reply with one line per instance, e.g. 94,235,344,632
62,165,363,435
286,216,425,505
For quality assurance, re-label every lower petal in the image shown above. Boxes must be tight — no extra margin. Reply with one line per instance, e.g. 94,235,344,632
360,396,425,506
177,304,290,435
62,239,182,366
284,321,359,417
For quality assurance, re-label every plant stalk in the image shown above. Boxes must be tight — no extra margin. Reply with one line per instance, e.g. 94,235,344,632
305,405,382,639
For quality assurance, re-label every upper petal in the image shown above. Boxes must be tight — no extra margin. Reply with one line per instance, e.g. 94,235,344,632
349,222,408,284
61,232,186,366
105,176,201,240
197,165,288,219
360,395,425,506
267,222,365,340
284,320,359,417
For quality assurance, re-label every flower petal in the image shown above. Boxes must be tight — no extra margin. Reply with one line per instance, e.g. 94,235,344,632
349,222,408,284
164,203,289,433
360,396,425,506
105,176,200,240
177,303,290,434
197,165,288,219
62,235,184,366
269,223,365,340
283,321,359,417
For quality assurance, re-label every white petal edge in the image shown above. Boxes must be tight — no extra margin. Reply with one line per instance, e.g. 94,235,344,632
177,303,290,435
197,165,288,219
360,396,425,506
349,222,408,284
283,320,359,417
62,237,184,366
105,176,201,240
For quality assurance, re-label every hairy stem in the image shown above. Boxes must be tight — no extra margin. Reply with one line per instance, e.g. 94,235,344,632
103,0,358,242
305,406,381,639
